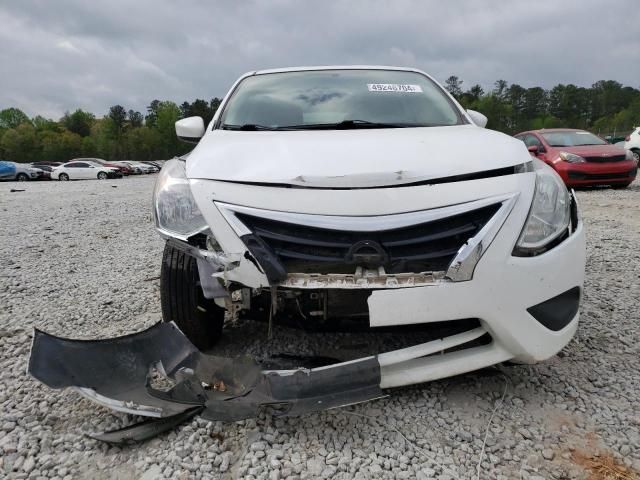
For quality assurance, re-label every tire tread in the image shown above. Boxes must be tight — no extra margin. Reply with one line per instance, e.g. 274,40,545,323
160,243,224,349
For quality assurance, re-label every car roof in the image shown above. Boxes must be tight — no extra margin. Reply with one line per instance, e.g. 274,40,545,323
252,65,426,76
525,128,590,134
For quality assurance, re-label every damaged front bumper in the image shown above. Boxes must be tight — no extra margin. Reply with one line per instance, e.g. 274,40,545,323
28,321,385,442
28,319,503,443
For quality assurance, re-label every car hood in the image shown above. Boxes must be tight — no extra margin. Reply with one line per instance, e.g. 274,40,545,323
555,144,627,158
186,125,529,188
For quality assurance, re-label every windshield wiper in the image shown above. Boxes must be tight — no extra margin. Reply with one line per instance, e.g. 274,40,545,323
221,124,279,131
283,120,414,130
222,120,435,131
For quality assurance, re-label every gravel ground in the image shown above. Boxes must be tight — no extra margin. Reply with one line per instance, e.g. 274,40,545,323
1,174,639,480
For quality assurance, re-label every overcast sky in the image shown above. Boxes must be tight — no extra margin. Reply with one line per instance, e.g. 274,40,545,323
1,0,638,119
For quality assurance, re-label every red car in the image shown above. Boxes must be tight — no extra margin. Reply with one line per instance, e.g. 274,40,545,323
514,129,638,188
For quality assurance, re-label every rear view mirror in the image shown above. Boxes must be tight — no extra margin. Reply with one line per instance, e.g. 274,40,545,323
466,109,488,128
176,116,205,143
527,145,539,154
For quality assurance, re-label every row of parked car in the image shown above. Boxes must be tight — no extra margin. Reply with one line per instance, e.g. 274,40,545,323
0,158,163,181
2,127,639,187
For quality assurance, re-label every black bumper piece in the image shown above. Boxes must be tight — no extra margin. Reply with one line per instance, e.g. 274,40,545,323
28,322,383,443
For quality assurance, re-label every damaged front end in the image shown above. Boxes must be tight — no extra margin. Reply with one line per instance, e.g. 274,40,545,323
28,322,384,444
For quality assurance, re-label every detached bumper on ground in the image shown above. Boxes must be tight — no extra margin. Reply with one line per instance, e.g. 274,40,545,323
28,321,385,443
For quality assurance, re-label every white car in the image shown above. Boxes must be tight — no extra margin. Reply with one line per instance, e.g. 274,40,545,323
624,126,640,161
51,160,121,180
125,161,157,174
119,161,144,174
29,66,586,426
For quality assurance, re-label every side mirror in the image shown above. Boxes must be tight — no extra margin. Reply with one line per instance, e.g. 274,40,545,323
527,145,539,154
466,109,488,128
175,116,205,143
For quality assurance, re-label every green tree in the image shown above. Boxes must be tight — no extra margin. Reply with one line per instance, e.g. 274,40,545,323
467,85,484,101
33,115,61,132
0,108,31,129
444,76,463,99
128,110,144,128
145,99,161,127
108,105,127,133
156,101,184,158
523,87,548,120
124,126,162,161
210,97,222,113
1,123,38,162
493,80,509,100
506,84,527,132
62,109,95,136
471,94,512,132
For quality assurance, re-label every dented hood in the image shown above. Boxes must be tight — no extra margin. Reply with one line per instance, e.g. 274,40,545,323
186,125,529,188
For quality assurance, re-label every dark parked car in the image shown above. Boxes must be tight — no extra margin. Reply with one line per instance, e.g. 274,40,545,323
32,161,63,168
30,164,52,180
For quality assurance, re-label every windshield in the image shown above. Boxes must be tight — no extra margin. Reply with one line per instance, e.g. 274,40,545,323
219,69,463,130
541,131,607,147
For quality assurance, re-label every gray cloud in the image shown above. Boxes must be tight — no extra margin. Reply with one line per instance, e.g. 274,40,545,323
1,0,639,118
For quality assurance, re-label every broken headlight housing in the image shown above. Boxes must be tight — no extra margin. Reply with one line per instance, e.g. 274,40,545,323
514,164,571,255
153,159,207,239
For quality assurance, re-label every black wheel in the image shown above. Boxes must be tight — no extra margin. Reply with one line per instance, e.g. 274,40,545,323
16,173,29,181
97,171,107,180
631,150,640,162
160,242,224,350
59,173,69,181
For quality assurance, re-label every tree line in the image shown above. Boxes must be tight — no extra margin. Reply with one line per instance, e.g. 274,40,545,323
444,76,639,136
1,78,639,163
0,98,221,163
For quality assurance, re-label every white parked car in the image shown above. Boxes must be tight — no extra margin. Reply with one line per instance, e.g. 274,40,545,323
119,161,144,174
51,160,122,180
624,126,640,161
29,66,586,427
124,160,157,174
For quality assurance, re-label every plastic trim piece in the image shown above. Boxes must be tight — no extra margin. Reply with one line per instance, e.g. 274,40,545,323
527,286,581,331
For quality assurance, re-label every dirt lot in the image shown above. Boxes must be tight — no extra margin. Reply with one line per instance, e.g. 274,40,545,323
1,175,639,479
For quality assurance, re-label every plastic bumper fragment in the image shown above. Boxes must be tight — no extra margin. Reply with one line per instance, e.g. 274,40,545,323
28,322,383,441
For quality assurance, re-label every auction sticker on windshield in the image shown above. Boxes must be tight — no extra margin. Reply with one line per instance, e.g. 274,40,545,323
367,84,423,93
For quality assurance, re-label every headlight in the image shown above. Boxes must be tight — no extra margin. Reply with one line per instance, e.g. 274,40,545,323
559,151,585,164
153,159,207,239
514,165,571,255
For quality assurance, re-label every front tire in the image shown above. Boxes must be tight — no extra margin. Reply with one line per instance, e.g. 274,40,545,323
160,242,224,350
631,149,640,162
59,173,69,181
97,171,108,180
16,173,29,181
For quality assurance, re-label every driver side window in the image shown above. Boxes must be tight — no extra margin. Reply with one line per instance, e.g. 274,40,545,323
523,135,542,147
